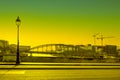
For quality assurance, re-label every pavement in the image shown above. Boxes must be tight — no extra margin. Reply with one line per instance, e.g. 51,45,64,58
0,62,120,69
1,62,120,80
1,69,120,80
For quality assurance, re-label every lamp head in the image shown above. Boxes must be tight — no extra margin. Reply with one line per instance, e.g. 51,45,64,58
16,16,21,26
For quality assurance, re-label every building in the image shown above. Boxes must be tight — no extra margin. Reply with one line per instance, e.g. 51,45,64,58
103,45,117,57
0,40,9,48
0,40,9,55
9,44,31,53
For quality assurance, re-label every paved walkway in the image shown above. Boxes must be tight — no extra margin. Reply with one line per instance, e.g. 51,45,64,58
0,62,120,69
0,62,120,65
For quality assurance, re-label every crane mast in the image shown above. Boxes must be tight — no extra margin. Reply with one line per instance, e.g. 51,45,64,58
93,33,100,45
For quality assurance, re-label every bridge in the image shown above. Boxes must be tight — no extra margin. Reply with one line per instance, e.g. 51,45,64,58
26,44,92,57
27,44,82,57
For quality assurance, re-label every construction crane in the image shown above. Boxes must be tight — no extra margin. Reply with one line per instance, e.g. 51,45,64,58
97,35,114,46
93,33,100,45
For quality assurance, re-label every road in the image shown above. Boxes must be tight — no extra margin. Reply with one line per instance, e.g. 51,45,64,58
0,69,120,80
0,63,120,80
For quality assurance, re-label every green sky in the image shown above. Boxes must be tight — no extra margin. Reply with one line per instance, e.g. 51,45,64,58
0,0,120,46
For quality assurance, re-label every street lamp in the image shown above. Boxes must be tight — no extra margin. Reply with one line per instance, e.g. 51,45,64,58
16,16,21,64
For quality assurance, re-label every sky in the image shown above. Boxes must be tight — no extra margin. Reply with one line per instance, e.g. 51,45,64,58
0,0,120,47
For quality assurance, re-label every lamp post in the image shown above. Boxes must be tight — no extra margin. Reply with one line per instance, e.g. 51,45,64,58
16,16,21,64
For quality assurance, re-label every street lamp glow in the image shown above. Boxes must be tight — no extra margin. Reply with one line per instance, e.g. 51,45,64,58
16,16,21,64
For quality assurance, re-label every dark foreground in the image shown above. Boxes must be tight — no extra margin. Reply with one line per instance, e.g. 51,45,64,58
0,69,120,80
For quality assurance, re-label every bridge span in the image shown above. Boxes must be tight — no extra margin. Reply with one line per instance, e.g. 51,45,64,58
26,44,85,57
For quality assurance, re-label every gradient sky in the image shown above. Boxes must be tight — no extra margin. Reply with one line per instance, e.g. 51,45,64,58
0,0,120,47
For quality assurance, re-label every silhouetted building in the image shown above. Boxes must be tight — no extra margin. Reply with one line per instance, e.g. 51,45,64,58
19,46,31,52
9,44,30,53
0,40,9,55
104,45,117,57
0,40,9,48
117,49,120,57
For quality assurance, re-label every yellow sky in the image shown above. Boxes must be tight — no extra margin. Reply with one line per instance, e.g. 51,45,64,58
0,0,120,47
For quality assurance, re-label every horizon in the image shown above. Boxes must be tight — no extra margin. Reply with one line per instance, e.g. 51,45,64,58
1,39,120,48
